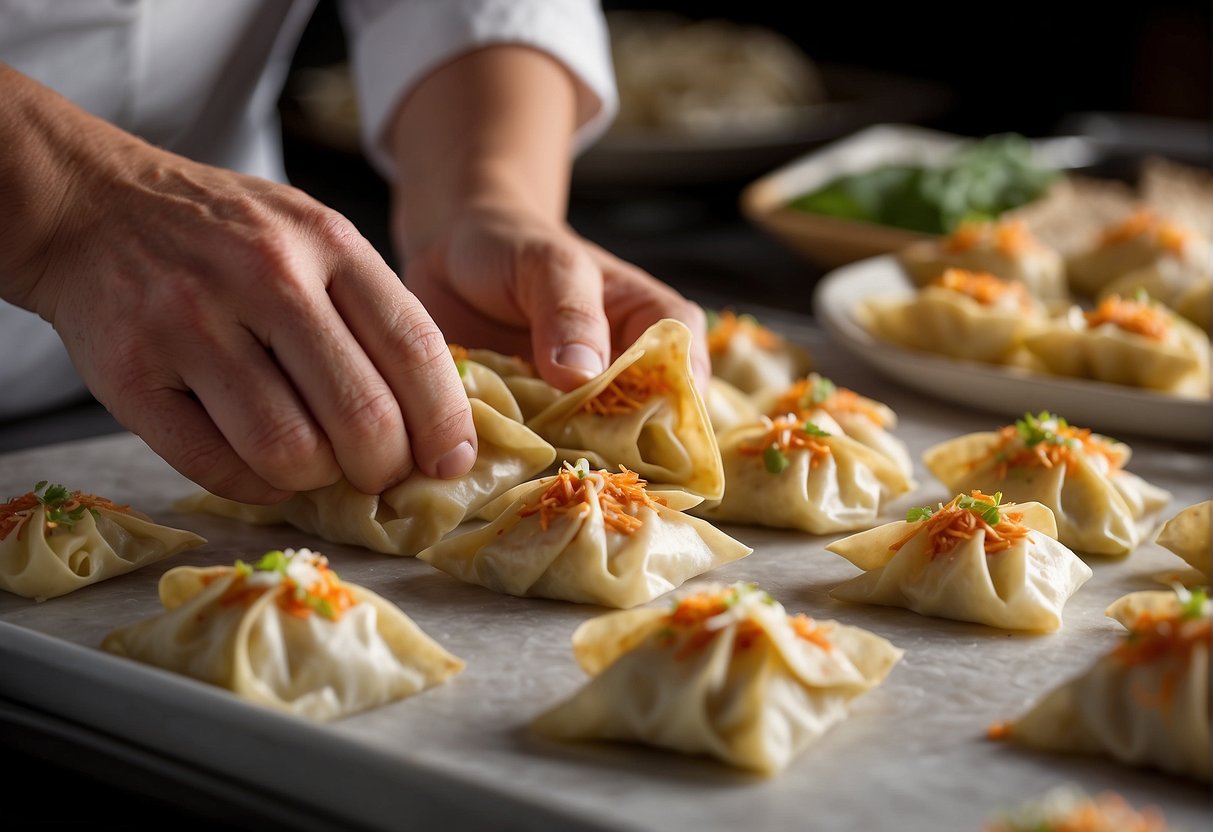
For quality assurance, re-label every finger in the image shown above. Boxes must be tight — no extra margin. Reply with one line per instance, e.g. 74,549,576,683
111,386,292,505
329,257,477,481
407,260,534,359
593,249,712,391
177,325,343,492
514,240,611,391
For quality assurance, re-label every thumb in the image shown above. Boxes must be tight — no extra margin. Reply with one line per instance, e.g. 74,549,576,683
519,243,611,391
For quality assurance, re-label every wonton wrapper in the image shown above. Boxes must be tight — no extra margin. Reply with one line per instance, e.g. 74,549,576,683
1066,213,1211,298
457,356,525,422
1099,255,1213,334
923,428,1171,557
0,500,205,602
176,399,556,556
418,471,751,609
705,376,762,434
531,581,903,775
708,313,813,394
692,412,912,534
897,221,1068,305
101,555,463,721
753,374,914,481
995,589,1210,782
857,283,1047,365
1023,304,1211,397
461,347,561,422
827,501,1091,631
1155,500,1211,578
526,319,724,500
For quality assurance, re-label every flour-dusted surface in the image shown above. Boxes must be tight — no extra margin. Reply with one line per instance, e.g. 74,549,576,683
1,324,1209,832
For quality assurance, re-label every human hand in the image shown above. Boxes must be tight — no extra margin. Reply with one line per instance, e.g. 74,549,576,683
399,199,710,392
2,69,475,504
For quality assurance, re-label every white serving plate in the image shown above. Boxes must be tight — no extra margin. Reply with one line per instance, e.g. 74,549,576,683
812,254,1213,444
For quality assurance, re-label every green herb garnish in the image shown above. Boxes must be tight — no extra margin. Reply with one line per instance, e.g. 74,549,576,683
455,358,468,378
956,491,1005,525
763,445,790,474
806,376,836,407
1181,586,1210,619
802,421,831,437
1014,411,1074,448
906,505,935,522
254,549,289,575
32,481,91,531
788,133,1059,235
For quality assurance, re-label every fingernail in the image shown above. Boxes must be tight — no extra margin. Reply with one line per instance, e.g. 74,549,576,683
554,343,604,378
434,440,476,479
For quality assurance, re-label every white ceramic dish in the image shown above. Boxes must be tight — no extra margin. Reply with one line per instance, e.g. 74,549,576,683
812,254,1213,443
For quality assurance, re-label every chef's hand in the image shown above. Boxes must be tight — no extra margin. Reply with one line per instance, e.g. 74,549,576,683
401,202,710,391
389,45,709,392
0,64,475,504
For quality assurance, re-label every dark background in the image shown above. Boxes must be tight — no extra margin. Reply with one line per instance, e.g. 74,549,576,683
282,0,1212,317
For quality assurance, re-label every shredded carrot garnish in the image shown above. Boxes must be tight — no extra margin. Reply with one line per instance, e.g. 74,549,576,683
932,268,1033,310
943,221,985,253
448,344,469,363
892,491,1032,558
1083,294,1171,340
739,414,832,469
790,613,834,651
1098,209,1191,260
770,377,888,427
517,463,666,534
206,558,357,621
982,414,1123,479
944,219,1040,258
986,721,1011,741
0,489,129,541
985,790,1172,832
580,364,670,416
707,309,780,355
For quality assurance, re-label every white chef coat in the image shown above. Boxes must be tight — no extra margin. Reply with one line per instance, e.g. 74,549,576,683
0,0,617,420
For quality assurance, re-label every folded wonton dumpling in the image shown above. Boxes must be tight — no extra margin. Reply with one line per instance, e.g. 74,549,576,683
1066,208,1211,299
450,344,560,422
0,481,205,602
418,459,752,608
449,344,525,422
1155,500,1211,578
827,490,1091,632
691,412,913,534
706,308,813,394
990,586,1210,782
525,318,724,501
531,580,903,775
857,268,1049,364
704,376,762,434
922,411,1172,557
754,373,914,481
897,218,1068,305
1022,294,1211,397
176,399,556,556
1099,254,1213,334
101,548,464,721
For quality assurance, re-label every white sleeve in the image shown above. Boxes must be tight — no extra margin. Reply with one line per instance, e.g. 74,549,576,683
336,0,618,180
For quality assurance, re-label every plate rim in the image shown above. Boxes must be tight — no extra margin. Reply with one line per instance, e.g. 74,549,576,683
811,254,1212,443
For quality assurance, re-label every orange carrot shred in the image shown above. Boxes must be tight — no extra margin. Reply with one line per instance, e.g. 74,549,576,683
891,490,1031,557
517,463,666,534
932,268,1033,310
580,364,670,416
770,378,888,427
0,489,130,541
1083,294,1171,340
739,414,832,468
708,309,780,355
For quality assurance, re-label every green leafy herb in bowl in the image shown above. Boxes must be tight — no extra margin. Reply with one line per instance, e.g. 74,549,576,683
788,133,1060,235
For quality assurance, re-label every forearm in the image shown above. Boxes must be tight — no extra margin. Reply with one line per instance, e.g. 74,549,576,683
388,45,580,256
0,63,140,312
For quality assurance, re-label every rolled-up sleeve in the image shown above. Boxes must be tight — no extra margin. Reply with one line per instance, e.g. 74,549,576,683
337,0,618,179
